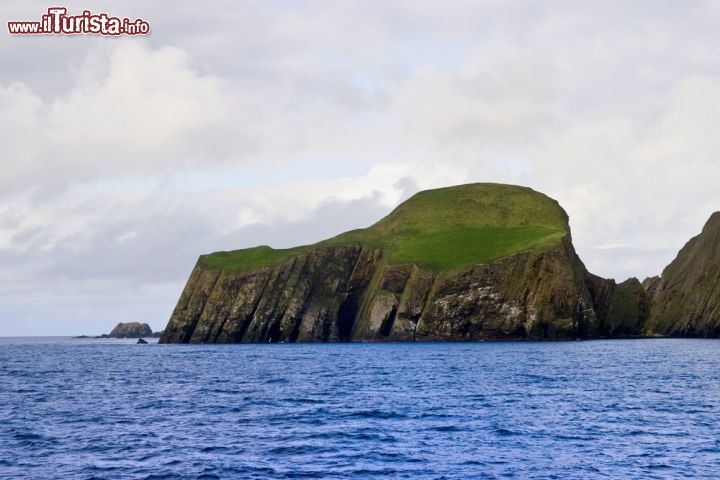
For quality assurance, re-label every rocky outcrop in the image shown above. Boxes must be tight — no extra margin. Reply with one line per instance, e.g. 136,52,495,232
586,275,650,337
109,322,153,338
160,236,649,343
644,212,720,337
160,183,654,344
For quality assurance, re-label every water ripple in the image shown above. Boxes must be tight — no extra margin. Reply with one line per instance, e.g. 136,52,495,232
2,338,720,479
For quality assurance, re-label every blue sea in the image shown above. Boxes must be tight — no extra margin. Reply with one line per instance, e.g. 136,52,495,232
1,338,719,479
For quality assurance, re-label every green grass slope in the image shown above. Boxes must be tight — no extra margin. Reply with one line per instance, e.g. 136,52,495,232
199,183,569,273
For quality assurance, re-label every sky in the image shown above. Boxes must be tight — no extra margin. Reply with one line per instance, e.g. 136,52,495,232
2,1,720,336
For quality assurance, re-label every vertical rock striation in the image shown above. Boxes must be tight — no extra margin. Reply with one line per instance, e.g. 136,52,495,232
644,212,720,336
160,239,649,343
160,184,650,343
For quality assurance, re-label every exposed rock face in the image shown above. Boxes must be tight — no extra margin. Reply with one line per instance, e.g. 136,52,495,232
644,212,720,337
160,236,648,343
159,184,655,344
109,322,153,338
586,276,650,337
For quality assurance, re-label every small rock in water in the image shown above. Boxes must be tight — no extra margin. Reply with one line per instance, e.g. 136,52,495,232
137,338,148,344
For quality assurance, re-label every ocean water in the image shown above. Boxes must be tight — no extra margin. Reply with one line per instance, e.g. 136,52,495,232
1,338,719,479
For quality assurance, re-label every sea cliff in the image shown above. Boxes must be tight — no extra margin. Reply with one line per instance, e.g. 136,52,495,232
161,184,648,343
643,212,720,336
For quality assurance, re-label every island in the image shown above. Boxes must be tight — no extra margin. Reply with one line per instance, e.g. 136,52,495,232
160,183,655,343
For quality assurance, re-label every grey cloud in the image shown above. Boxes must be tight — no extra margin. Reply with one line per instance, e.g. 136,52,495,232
393,177,420,203
2,0,720,335
227,192,391,250
0,192,392,335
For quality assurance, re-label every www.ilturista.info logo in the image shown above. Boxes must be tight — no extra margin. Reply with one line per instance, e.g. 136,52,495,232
8,7,150,35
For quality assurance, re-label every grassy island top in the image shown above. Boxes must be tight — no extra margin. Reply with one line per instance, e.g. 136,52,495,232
199,183,569,273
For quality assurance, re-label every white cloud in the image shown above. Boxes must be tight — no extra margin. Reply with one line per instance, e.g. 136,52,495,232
0,42,233,196
2,1,720,334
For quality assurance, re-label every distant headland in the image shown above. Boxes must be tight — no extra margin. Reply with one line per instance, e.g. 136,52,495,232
77,322,162,339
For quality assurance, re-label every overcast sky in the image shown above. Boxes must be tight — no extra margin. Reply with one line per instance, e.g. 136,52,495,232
2,1,720,336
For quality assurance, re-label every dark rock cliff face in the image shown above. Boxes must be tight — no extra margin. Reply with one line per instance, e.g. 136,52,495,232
586,276,650,337
644,212,720,337
160,236,648,343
